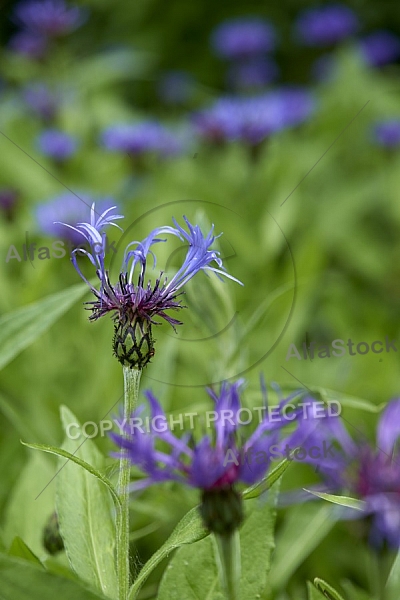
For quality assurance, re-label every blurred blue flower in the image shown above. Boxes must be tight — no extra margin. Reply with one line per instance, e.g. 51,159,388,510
36,129,78,161
109,380,297,491
360,30,400,67
227,57,279,90
13,0,86,37
23,83,59,120
35,193,118,245
294,4,359,47
293,397,400,548
157,70,194,105
194,87,316,145
8,31,47,58
211,17,276,60
101,121,183,157
372,120,400,148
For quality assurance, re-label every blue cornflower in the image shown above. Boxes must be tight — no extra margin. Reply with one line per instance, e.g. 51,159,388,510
294,4,359,47
359,31,400,67
110,380,299,533
13,0,86,37
372,120,400,148
101,121,183,157
194,88,315,145
211,18,276,60
36,128,78,161
293,397,400,548
35,192,118,245
58,205,242,368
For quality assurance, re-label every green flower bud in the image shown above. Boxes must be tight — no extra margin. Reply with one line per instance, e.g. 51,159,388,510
113,313,155,369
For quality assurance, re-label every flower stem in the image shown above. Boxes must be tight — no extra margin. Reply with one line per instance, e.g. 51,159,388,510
213,530,241,600
116,366,141,600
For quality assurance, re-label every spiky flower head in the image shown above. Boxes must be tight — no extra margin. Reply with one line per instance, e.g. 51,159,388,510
110,380,300,533
293,397,400,548
58,204,242,369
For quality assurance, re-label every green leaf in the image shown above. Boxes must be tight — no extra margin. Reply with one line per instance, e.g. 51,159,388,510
238,484,280,599
385,549,400,600
0,553,109,600
8,537,43,567
243,457,292,499
314,578,346,600
21,442,121,510
0,282,88,372
128,506,208,599
3,452,55,557
307,581,331,600
157,483,281,600
55,406,118,599
156,535,222,600
341,580,373,600
304,490,366,511
271,503,337,590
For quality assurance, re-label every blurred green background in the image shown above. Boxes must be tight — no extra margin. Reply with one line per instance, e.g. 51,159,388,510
1,0,400,598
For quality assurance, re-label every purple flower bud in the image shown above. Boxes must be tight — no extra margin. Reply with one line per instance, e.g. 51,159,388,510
373,120,400,148
0,188,19,221
294,4,359,47
36,129,78,161
359,30,400,67
13,0,86,37
211,17,276,59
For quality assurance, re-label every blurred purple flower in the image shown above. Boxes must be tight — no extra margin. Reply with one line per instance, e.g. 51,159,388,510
110,381,298,492
36,129,78,161
23,83,59,120
0,189,19,220
372,120,400,148
360,31,400,67
8,31,47,58
227,57,279,90
294,4,359,47
157,71,194,105
101,121,183,157
211,17,276,59
194,87,316,145
13,0,86,37
35,193,118,245
294,397,400,548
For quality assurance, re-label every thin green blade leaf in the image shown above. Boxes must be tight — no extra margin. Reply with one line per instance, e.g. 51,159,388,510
21,441,121,509
243,457,292,499
304,489,366,511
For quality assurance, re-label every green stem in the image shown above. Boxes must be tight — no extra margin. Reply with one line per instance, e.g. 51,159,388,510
213,530,241,600
116,366,141,600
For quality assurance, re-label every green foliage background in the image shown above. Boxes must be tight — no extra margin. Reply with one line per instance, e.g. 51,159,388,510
1,1,400,598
